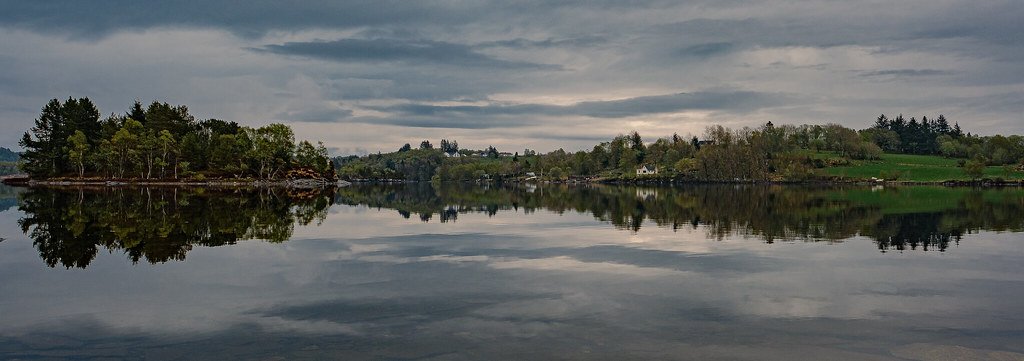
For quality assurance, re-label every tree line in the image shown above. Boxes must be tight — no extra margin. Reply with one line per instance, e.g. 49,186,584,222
18,97,333,180
335,122,887,182
868,113,1024,165
335,114,1024,183
16,98,1023,183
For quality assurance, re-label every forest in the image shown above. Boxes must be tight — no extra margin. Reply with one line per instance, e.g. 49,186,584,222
17,97,333,181
337,116,1024,183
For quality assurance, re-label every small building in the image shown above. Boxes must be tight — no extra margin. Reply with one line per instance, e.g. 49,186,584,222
636,165,658,176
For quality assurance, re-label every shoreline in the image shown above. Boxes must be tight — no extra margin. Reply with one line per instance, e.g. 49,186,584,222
1,176,351,188
4,175,1022,188
347,178,1024,187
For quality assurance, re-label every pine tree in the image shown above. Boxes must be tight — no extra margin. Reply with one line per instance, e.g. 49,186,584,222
19,99,67,177
874,114,889,129
934,115,951,134
127,99,147,124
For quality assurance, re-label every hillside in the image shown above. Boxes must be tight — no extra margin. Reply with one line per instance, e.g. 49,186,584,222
0,147,18,162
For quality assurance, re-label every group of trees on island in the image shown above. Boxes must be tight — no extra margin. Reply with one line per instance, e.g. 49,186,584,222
335,114,1024,183
18,97,333,180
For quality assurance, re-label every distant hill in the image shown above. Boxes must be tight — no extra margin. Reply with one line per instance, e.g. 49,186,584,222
0,147,19,162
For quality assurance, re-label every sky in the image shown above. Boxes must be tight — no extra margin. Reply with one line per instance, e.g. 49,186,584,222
0,0,1022,155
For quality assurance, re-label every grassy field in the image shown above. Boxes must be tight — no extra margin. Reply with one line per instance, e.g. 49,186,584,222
820,153,1024,182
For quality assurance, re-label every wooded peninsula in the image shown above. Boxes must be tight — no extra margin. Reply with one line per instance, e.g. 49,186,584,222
8,97,1024,185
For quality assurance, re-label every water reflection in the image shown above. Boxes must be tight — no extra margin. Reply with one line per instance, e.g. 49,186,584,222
12,184,1024,269
16,186,332,268
338,184,1024,252
0,185,18,213
3,184,1024,359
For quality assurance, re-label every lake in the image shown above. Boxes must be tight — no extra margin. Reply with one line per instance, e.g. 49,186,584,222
1,183,1023,360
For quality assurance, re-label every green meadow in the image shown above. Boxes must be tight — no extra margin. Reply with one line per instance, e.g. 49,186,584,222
821,153,1024,182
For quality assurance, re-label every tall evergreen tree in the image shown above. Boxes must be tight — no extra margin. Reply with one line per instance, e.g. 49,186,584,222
127,99,147,124
145,101,195,137
63,97,102,143
19,99,71,177
874,114,890,129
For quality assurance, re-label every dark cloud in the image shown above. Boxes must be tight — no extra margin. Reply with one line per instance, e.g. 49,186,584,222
314,73,509,102
345,115,537,130
858,69,954,78
909,2,1024,47
676,42,736,58
1,0,1023,149
278,107,354,123
0,1,467,39
253,38,561,69
374,91,788,119
475,35,609,49
0,1,672,39
332,91,788,130
652,4,1024,56
572,91,785,118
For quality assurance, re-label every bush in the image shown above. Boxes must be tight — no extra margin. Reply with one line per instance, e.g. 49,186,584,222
964,159,985,180
847,141,883,160
826,158,850,167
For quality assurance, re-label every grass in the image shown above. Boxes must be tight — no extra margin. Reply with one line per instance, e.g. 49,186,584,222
821,153,1024,182
830,187,969,214
828,186,1024,215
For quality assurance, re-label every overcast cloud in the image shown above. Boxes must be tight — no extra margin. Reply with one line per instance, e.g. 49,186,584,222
0,0,1021,153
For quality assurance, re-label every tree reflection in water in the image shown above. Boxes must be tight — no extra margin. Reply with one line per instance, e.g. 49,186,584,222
17,186,332,268
15,184,1024,268
336,183,1024,252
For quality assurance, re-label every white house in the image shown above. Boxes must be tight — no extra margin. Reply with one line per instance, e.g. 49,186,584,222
636,165,658,176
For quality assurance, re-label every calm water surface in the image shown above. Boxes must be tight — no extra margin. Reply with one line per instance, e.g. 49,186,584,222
1,184,1023,360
